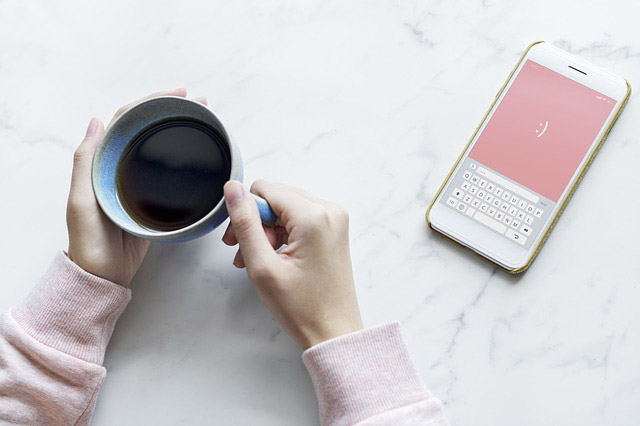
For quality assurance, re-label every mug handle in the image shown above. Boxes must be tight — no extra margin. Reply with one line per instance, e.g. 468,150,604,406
252,195,278,227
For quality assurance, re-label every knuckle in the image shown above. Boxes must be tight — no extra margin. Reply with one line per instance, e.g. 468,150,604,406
67,193,92,211
305,207,331,231
67,195,80,210
333,204,349,223
303,204,349,233
73,147,86,163
231,212,256,234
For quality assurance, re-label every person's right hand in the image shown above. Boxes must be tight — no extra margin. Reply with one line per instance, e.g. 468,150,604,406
222,180,363,349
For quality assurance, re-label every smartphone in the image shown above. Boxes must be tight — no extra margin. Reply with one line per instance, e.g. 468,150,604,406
426,41,631,273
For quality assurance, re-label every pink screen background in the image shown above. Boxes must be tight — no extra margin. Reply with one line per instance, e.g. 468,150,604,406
469,60,615,201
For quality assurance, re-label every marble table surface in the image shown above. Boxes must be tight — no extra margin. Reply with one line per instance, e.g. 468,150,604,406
2,1,639,425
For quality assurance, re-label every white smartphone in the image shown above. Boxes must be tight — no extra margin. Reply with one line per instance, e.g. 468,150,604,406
426,41,631,273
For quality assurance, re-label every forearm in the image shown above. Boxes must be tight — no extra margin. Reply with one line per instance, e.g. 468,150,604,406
303,323,448,426
0,252,130,425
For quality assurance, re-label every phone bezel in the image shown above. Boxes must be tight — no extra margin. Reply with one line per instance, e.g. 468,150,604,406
427,41,630,272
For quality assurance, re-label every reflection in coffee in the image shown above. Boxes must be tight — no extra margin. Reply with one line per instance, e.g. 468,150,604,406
116,120,231,231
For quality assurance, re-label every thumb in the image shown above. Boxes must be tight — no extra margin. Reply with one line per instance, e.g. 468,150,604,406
224,180,278,271
70,117,104,199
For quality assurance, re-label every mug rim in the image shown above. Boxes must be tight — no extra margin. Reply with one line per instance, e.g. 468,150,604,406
92,96,241,240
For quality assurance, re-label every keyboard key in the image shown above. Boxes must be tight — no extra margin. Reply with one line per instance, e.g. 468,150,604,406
459,163,544,248
506,229,527,245
478,166,540,204
474,211,507,234
456,162,544,245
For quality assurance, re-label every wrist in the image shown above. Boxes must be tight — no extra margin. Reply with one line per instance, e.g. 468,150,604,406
66,247,127,287
304,319,365,350
11,251,131,364
302,322,434,426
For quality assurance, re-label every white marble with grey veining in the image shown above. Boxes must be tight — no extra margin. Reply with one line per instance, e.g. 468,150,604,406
1,1,639,425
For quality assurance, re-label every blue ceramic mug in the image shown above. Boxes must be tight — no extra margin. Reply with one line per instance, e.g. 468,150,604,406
92,96,276,243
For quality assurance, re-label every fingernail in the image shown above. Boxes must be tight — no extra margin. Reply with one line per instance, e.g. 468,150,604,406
224,181,244,207
85,117,99,137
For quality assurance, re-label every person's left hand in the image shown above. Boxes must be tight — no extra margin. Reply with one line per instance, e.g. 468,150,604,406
66,88,209,286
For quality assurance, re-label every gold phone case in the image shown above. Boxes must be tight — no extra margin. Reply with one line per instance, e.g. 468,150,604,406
425,40,632,274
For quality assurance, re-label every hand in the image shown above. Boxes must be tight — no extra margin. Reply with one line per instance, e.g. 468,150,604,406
222,180,363,349
66,88,209,286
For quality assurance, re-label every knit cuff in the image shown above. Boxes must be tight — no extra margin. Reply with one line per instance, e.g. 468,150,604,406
302,322,431,426
11,251,131,365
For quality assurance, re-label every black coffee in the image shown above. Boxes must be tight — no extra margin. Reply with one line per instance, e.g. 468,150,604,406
116,120,231,231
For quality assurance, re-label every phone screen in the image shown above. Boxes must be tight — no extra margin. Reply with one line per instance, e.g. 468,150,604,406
441,59,617,248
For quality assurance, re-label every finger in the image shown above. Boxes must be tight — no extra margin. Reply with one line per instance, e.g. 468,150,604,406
193,96,208,106
108,88,188,127
254,180,327,204
223,221,281,248
233,249,245,268
275,226,289,246
250,180,322,225
233,230,281,266
264,226,281,249
70,118,105,201
222,222,238,246
232,228,282,269
224,181,278,271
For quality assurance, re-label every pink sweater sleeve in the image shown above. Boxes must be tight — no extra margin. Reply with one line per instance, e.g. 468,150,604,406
0,252,130,425
303,323,449,426
1,252,447,425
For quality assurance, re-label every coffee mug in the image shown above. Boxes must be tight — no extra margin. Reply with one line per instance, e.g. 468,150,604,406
92,96,277,243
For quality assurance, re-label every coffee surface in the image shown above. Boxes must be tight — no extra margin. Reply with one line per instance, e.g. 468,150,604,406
117,120,231,231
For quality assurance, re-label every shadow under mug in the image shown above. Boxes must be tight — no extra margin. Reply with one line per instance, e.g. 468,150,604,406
92,96,276,243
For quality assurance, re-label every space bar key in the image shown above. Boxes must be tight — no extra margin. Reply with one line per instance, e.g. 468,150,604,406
473,211,507,234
